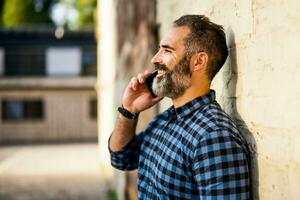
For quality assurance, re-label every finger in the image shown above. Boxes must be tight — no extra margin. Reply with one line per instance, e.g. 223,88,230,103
144,70,152,77
152,96,164,103
130,77,138,90
144,69,151,74
137,73,145,83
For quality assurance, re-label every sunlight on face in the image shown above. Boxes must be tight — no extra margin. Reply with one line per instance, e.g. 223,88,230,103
151,27,192,99
152,53,192,98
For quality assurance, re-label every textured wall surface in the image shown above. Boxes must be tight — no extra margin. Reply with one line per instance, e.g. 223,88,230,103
97,1,157,199
115,1,157,199
156,0,300,199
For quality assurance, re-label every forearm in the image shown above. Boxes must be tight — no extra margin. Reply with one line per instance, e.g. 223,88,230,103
109,70,162,152
109,114,138,152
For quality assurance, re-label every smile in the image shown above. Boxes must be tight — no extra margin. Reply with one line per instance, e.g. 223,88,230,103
157,70,166,77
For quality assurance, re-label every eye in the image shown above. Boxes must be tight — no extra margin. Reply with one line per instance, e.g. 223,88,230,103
164,49,172,53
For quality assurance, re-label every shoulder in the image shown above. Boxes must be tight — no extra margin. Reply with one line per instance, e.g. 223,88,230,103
182,101,247,152
190,102,249,158
190,101,239,138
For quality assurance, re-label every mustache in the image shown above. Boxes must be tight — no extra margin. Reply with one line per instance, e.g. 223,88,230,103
154,64,168,71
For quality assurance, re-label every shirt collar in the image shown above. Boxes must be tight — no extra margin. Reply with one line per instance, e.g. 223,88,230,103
167,90,216,120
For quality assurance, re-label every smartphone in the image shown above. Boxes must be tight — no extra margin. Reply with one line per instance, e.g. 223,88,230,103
145,70,158,97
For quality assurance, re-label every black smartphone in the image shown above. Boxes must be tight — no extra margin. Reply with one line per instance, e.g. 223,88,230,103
145,70,158,97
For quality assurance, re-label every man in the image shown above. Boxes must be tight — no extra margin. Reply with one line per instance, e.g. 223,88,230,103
109,15,250,199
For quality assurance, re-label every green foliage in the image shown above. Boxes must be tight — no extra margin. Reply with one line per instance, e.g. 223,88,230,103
2,0,52,28
75,0,96,28
0,0,4,25
0,0,96,29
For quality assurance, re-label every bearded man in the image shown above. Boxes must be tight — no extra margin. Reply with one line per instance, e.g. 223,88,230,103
109,15,251,199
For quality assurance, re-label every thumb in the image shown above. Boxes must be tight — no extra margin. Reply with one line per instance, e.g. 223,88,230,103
151,96,164,104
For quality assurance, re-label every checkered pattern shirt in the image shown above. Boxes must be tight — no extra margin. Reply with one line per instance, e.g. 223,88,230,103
110,90,250,199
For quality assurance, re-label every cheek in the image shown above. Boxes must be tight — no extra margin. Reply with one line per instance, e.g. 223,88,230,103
163,55,178,69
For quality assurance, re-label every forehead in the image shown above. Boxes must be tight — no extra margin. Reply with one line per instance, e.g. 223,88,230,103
160,26,190,49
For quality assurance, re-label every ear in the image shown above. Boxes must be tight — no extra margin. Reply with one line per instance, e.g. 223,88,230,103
192,52,208,72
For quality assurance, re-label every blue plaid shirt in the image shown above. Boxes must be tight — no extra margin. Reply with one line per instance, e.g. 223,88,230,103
110,90,250,199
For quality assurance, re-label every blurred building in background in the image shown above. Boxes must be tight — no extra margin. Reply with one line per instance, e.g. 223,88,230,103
0,27,97,143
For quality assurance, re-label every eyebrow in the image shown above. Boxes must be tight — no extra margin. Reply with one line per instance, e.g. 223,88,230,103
160,44,176,51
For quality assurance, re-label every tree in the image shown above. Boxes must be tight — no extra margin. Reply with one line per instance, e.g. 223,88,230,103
0,0,96,29
0,0,4,25
75,0,96,28
2,0,53,28
49,0,97,29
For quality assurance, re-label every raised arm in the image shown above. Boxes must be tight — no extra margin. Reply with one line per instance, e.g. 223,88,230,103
109,70,163,152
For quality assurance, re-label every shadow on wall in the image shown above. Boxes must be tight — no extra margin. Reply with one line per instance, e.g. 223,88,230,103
224,27,259,200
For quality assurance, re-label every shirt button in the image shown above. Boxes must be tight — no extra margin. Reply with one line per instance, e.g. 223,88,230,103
149,181,153,186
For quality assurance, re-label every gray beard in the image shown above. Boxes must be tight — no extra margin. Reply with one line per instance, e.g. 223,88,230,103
152,56,191,99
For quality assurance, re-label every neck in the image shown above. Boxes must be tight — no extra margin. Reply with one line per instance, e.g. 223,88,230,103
172,81,211,108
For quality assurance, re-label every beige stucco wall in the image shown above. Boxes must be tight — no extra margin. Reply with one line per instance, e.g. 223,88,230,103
97,1,157,199
156,0,300,199
0,78,97,143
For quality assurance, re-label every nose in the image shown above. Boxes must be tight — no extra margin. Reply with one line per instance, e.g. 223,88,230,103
151,51,162,64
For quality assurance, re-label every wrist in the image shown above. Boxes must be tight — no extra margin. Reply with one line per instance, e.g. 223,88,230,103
118,105,139,120
122,105,137,113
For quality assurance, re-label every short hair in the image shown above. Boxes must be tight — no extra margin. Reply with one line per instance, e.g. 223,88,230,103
173,15,228,80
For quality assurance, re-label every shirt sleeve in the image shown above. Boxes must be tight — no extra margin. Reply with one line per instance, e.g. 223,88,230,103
191,130,250,200
109,131,145,171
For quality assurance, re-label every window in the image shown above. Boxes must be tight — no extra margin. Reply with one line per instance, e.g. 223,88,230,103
3,46,96,77
2,99,44,121
46,47,81,76
4,47,45,76
81,47,97,76
0,48,4,76
89,99,97,119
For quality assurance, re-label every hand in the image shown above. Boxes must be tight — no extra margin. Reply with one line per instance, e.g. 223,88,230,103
122,70,163,113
